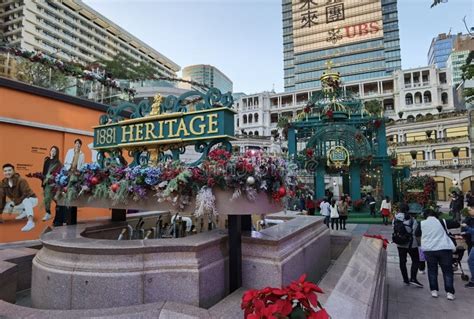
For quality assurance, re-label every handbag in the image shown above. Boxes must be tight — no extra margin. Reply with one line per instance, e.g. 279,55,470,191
330,206,339,218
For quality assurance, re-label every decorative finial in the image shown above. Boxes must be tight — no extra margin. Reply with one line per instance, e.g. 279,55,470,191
325,60,334,71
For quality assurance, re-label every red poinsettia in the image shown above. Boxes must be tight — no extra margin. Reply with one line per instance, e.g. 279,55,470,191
304,106,311,113
373,119,382,128
325,110,333,118
306,148,314,158
241,274,329,319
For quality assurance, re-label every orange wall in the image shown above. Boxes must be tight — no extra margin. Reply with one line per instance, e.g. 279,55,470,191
0,87,110,243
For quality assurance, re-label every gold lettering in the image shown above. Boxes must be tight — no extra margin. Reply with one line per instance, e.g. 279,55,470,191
165,119,178,138
189,115,206,135
157,121,164,138
207,114,219,134
175,118,190,137
145,122,158,140
135,123,144,141
121,125,135,142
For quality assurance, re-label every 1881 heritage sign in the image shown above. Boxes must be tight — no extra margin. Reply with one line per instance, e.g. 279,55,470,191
92,88,235,166
94,107,235,150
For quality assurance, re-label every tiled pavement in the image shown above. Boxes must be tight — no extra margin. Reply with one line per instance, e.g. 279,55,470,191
362,224,474,319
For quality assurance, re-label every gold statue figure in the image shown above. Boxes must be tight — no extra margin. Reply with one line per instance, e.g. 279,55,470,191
150,94,163,116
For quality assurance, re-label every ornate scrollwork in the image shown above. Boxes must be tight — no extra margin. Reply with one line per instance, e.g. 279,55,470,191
188,139,232,166
99,99,151,125
97,149,127,168
161,88,233,114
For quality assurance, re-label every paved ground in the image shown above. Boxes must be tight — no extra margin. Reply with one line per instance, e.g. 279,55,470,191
362,224,474,319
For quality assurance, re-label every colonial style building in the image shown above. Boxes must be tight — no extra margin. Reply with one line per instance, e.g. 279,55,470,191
234,65,473,200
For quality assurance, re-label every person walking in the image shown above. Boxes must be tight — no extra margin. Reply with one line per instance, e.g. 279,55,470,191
366,193,376,217
462,204,474,254
450,191,463,223
0,164,38,231
330,199,340,230
380,196,391,225
338,196,349,230
393,211,423,288
320,198,331,228
420,209,459,300
461,204,474,288
306,195,315,216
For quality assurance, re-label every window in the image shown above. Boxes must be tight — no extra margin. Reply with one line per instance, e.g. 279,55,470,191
423,91,432,103
249,114,253,123
441,92,448,104
414,92,422,104
243,115,247,124
405,93,413,105
254,113,259,123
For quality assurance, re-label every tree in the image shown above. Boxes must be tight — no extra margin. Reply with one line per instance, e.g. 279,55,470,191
15,59,70,90
431,0,448,8
461,51,474,104
95,54,157,81
364,99,382,116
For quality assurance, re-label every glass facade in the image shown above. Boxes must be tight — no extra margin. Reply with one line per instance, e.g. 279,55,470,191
427,34,455,68
283,0,401,92
182,65,233,93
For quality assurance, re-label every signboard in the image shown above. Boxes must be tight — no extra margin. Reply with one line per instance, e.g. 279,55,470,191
93,107,235,150
292,0,384,54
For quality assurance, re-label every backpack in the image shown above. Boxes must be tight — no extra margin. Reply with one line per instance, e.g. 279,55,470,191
392,219,413,245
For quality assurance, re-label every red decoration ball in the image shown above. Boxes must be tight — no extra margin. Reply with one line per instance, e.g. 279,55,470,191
278,186,287,197
111,183,120,192
63,187,68,193
91,176,99,185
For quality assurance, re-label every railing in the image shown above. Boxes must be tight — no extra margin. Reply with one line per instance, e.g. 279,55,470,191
389,136,470,147
386,110,469,126
410,157,473,170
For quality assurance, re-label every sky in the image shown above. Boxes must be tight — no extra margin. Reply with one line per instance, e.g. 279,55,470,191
83,0,474,94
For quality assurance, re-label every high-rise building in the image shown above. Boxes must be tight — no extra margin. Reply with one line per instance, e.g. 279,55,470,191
0,0,180,78
446,34,474,86
181,64,233,93
283,0,401,92
427,33,456,68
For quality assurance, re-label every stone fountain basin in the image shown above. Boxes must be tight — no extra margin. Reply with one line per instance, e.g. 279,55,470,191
31,221,229,310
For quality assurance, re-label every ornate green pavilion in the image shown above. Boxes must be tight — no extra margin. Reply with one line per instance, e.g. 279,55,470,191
287,63,394,201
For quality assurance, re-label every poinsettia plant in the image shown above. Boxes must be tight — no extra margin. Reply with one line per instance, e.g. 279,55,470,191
241,274,329,319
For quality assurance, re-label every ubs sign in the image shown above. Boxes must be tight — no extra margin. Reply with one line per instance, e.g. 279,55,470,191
292,0,384,53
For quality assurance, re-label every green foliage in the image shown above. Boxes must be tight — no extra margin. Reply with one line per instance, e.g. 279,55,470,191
15,59,70,90
92,183,110,201
95,54,157,81
277,116,290,129
430,0,447,8
364,100,382,116
461,51,474,103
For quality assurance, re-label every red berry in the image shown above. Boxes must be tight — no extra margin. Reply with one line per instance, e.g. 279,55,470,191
91,176,99,185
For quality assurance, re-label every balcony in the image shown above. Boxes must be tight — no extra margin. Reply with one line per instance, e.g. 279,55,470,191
389,136,470,147
410,158,473,170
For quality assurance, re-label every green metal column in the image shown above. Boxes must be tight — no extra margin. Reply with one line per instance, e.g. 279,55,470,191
342,173,350,195
315,164,325,199
350,163,361,200
288,127,296,160
382,160,394,199
377,122,394,199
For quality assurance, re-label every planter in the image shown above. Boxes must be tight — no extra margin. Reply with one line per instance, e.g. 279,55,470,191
59,190,283,216
410,150,417,160
398,111,403,119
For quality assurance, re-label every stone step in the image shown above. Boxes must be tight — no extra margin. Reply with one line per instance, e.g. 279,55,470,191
208,288,246,319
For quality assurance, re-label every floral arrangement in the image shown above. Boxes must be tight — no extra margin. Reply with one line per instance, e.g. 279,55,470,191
48,150,304,215
241,274,329,319
402,175,436,206
363,234,389,249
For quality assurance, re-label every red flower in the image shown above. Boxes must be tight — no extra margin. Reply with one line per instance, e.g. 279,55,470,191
306,148,314,158
363,234,389,249
304,106,311,113
374,119,382,128
207,177,215,187
325,110,333,118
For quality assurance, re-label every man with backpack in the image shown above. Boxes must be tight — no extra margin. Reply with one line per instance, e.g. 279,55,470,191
392,210,423,288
